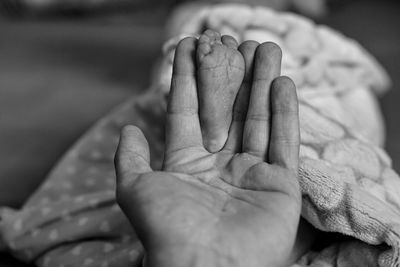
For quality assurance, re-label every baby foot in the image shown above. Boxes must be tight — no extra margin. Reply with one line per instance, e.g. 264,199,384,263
196,29,245,153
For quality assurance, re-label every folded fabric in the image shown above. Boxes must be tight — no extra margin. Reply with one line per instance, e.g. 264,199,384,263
1,4,399,267
0,91,166,267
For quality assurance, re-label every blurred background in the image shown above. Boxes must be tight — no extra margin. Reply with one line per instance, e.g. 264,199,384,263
0,0,399,209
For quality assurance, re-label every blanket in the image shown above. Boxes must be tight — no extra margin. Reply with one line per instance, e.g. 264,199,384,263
1,4,399,267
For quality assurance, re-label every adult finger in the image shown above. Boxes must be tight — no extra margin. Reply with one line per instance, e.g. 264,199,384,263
268,76,300,171
242,42,282,159
166,37,203,154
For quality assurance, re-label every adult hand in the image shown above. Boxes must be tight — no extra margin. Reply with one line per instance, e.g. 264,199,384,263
115,33,301,267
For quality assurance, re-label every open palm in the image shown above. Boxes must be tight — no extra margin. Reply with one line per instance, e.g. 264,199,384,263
115,36,301,267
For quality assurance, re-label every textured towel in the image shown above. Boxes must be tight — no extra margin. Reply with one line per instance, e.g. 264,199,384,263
1,4,399,267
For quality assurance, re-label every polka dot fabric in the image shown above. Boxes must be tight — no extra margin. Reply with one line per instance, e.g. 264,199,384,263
0,91,165,267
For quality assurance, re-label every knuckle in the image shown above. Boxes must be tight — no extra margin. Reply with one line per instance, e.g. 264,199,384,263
271,133,299,146
167,105,197,116
246,113,269,122
272,106,298,115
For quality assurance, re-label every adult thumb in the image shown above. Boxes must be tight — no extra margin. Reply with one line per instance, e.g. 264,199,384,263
114,125,152,186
